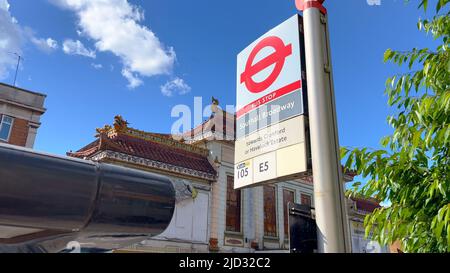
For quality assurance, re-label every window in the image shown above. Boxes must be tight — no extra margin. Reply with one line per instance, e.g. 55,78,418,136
0,115,13,141
226,176,241,233
264,185,277,237
301,194,312,207
283,189,295,237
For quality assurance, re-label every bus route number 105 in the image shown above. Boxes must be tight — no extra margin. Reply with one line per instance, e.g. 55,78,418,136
237,163,249,179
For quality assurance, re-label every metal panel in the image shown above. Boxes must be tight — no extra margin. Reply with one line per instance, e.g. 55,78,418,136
0,143,176,252
289,203,317,253
0,144,99,231
86,163,175,235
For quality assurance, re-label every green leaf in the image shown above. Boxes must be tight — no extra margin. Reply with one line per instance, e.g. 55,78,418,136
381,136,391,147
447,225,450,249
419,0,428,12
409,53,419,69
345,151,354,169
365,223,372,238
412,130,422,150
438,206,447,222
355,151,362,171
435,221,445,238
436,0,445,12
391,75,397,88
356,0,450,252
340,147,350,161
384,49,394,63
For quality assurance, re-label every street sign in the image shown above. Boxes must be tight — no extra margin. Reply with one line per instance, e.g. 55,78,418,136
235,14,311,190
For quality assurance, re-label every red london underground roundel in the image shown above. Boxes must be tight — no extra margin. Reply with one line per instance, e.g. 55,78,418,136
240,36,293,94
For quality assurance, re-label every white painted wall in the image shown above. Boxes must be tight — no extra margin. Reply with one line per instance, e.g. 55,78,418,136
158,191,210,243
193,192,209,242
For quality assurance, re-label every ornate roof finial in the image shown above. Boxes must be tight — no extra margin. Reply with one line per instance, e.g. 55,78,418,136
211,97,219,114
95,125,113,137
113,115,129,132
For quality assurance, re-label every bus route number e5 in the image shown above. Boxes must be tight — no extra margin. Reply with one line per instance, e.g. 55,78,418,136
259,161,269,173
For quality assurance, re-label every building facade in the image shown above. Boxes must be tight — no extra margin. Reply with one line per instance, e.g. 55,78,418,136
0,83,46,148
67,116,217,253
68,109,387,253
347,197,390,253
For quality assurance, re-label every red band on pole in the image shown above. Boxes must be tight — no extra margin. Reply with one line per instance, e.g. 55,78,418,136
295,0,327,15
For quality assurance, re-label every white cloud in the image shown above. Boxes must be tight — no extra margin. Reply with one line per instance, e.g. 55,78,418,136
52,0,176,88
31,37,58,53
91,63,102,69
122,68,143,89
0,0,23,79
161,77,191,97
62,39,96,58
367,0,381,6
0,0,9,11
1,1,59,79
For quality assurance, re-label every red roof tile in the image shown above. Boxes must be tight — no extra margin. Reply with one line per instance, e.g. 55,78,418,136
68,133,216,177
352,197,381,213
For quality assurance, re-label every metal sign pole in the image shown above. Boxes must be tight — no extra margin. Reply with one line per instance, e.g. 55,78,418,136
296,0,351,253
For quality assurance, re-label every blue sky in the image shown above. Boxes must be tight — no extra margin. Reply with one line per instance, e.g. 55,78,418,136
0,0,440,156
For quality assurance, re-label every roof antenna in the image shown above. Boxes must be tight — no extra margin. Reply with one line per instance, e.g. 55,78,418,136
8,52,24,87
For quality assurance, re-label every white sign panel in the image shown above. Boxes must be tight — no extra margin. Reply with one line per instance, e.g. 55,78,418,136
235,14,310,190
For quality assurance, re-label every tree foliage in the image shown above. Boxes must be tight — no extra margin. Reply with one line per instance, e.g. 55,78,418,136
341,0,450,253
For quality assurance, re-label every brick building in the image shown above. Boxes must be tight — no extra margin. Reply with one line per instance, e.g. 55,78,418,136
68,109,385,253
0,83,46,148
